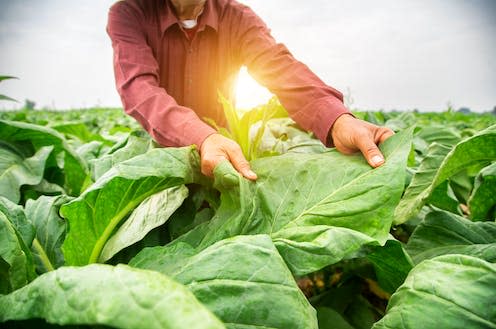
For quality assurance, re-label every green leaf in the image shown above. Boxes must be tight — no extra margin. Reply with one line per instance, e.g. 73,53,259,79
406,209,496,264
171,128,412,276
214,95,289,160
130,234,318,329
90,133,153,180
0,264,225,329
25,195,72,273
0,197,35,246
52,122,113,145
415,124,461,146
0,145,53,203
0,75,18,82
317,307,356,329
61,147,202,266
372,255,496,329
469,163,496,220
167,185,218,240
99,185,188,262
395,125,496,224
0,94,18,102
426,180,461,215
75,140,105,164
367,239,414,294
0,198,37,293
0,120,89,196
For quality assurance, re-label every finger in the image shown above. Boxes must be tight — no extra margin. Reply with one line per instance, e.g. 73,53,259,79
227,148,257,180
376,127,395,144
355,137,385,168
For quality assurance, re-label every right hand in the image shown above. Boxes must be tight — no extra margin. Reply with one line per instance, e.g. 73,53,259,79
199,133,257,181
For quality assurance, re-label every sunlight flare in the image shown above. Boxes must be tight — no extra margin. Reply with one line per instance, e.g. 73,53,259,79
235,66,273,110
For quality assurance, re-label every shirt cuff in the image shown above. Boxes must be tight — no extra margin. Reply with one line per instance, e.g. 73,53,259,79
301,96,353,147
188,121,217,150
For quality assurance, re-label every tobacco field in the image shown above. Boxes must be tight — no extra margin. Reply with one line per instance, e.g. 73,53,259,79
0,104,495,329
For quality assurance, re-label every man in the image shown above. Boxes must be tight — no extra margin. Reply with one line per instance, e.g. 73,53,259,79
107,0,394,180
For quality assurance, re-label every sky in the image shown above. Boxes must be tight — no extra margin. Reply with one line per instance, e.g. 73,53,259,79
0,0,495,112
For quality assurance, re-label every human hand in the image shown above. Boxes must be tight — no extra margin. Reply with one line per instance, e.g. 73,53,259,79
199,133,257,180
330,114,394,167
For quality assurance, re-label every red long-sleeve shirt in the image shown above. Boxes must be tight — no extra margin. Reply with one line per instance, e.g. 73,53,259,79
107,0,350,148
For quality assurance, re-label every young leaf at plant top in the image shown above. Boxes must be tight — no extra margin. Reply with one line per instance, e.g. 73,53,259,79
469,162,496,221
61,146,203,266
166,128,412,276
131,234,318,329
395,124,496,224
406,209,496,264
25,195,72,273
206,95,289,160
0,264,225,329
372,255,496,329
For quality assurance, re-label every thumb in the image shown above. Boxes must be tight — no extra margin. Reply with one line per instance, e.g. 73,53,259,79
356,138,385,168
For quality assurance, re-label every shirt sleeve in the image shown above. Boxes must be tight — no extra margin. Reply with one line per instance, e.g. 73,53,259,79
107,2,216,148
235,6,351,146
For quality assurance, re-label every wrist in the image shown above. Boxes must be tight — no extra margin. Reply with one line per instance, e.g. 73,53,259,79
328,113,354,146
199,132,220,155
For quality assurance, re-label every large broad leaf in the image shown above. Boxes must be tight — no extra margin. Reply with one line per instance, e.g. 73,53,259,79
61,146,202,266
415,124,461,146
25,195,72,273
0,145,53,203
406,209,496,264
167,129,412,276
0,264,225,329
372,254,496,329
99,185,188,262
0,120,89,196
130,234,318,329
469,162,496,221
0,198,37,293
395,125,496,224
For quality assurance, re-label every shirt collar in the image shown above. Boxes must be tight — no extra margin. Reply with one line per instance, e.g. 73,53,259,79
161,0,219,34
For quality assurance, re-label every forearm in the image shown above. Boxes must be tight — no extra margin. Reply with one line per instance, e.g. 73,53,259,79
117,76,216,148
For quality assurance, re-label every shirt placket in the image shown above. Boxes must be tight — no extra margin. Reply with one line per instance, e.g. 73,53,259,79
184,37,196,107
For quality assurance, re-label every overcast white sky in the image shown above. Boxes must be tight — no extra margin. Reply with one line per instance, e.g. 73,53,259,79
0,0,495,112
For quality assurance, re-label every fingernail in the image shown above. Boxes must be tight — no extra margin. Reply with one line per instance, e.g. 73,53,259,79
371,155,384,166
246,170,257,180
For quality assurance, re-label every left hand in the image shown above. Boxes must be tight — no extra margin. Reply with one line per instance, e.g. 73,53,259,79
330,114,394,168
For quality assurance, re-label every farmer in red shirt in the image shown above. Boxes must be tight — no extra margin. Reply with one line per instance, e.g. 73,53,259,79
107,0,394,180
